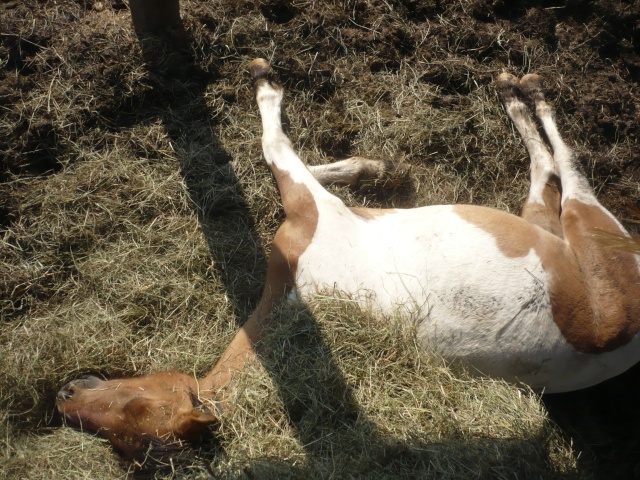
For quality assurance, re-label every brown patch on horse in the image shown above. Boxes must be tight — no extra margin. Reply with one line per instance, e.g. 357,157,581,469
558,200,640,351
454,204,640,353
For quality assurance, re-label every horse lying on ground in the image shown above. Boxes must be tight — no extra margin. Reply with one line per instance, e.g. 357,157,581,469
57,59,640,459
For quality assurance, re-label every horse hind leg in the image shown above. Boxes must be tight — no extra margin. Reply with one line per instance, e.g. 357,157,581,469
497,73,563,237
521,73,640,351
520,73,629,238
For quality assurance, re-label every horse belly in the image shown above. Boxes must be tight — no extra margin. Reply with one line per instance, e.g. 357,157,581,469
293,205,603,390
293,205,640,392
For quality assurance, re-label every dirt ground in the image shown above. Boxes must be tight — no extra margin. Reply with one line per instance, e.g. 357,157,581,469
2,0,640,478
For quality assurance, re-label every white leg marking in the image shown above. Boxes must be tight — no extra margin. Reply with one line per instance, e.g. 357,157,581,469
498,73,557,207
506,102,556,206
520,75,597,208
256,83,312,185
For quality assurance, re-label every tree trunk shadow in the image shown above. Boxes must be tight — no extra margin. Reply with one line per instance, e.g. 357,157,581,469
109,22,385,474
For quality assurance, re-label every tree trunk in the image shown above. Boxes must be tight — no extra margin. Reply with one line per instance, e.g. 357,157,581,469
129,0,181,33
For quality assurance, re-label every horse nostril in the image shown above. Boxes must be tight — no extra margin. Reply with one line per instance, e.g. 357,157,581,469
57,383,76,402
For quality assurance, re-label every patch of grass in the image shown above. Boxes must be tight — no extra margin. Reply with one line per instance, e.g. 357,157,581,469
1,0,638,477
214,299,579,478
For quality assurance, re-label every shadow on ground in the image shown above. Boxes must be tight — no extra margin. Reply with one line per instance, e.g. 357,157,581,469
543,362,640,479
105,23,386,475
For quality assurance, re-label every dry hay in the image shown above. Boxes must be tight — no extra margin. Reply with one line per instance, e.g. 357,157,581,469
2,0,639,478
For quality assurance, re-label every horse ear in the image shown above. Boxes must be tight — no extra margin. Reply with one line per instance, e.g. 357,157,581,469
175,408,219,440
189,409,218,425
